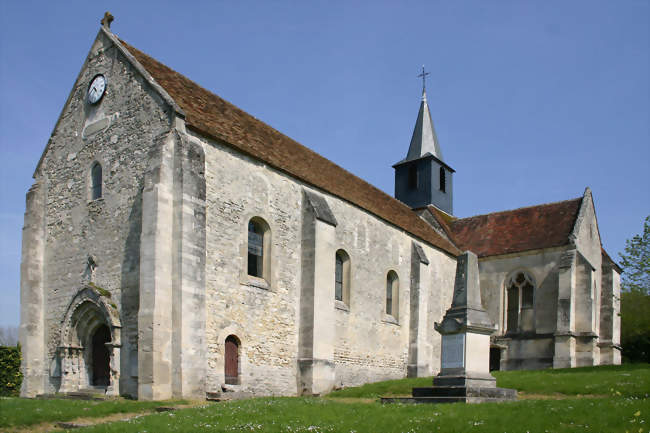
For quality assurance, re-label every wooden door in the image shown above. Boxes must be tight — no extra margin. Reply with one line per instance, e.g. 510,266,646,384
225,336,239,385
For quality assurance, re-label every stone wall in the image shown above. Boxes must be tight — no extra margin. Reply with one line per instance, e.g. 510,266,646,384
201,134,303,396
196,129,457,396
328,200,456,388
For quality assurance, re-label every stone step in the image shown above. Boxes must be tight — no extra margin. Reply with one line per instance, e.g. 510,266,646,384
381,395,516,404
432,376,496,388
381,397,512,404
381,396,467,404
412,386,517,399
63,387,108,400
64,394,106,400
412,386,468,397
206,390,254,401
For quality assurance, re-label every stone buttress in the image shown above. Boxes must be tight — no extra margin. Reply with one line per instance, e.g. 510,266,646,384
298,190,338,395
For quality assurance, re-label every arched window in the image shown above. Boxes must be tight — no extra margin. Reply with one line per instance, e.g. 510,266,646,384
91,162,102,200
224,335,240,385
408,165,418,190
247,217,270,282
386,271,399,319
335,249,350,306
439,167,446,193
506,271,535,333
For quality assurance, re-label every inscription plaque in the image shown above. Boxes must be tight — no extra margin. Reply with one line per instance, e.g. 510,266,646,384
441,333,465,369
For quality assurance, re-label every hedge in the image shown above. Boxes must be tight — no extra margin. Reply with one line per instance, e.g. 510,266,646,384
0,345,22,396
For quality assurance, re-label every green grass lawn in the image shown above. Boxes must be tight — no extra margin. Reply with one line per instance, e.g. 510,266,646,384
0,396,187,429
75,396,649,433
1,364,648,433
492,363,650,397
327,363,650,399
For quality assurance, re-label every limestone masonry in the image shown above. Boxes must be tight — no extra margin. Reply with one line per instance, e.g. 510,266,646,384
19,17,621,400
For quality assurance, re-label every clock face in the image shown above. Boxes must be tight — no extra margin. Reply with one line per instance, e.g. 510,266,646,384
87,74,106,104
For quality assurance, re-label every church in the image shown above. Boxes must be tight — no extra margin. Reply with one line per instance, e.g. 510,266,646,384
19,15,621,400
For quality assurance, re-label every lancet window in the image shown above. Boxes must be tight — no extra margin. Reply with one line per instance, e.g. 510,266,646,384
91,162,102,200
386,271,399,319
335,249,351,306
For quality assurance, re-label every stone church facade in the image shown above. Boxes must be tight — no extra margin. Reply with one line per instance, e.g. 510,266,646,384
19,19,620,400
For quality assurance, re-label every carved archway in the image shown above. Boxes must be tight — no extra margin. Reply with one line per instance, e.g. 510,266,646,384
58,285,121,396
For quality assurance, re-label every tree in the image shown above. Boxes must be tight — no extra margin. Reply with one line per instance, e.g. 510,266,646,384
619,215,650,295
619,215,650,362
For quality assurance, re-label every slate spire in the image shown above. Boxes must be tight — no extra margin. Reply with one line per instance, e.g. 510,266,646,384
405,89,443,162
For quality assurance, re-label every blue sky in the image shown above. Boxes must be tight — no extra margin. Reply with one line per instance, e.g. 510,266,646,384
0,1,648,328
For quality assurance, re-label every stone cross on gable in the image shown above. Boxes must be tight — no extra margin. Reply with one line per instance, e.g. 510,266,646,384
101,12,114,29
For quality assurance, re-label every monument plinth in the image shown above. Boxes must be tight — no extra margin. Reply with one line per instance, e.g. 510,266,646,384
383,251,517,404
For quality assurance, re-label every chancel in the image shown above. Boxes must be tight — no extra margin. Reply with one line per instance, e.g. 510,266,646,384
19,13,621,401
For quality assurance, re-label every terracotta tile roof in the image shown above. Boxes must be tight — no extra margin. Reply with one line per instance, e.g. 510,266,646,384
448,198,583,258
119,39,460,256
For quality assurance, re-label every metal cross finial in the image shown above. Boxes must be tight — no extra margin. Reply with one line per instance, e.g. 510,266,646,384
417,65,430,92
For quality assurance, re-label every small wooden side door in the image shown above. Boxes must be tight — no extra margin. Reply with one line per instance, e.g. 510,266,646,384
225,337,239,385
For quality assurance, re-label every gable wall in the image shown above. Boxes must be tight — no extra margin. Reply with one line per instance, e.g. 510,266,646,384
36,31,173,395
197,130,456,395
571,194,603,335
571,194,603,365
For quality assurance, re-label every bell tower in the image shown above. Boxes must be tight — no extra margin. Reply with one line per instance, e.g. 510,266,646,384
393,69,454,214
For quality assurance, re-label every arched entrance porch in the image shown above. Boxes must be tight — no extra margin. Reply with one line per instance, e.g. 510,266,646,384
58,286,121,396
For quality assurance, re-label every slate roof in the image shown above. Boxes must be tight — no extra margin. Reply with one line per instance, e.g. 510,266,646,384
443,198,584,258
118,38,460,256
402,90,443,163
